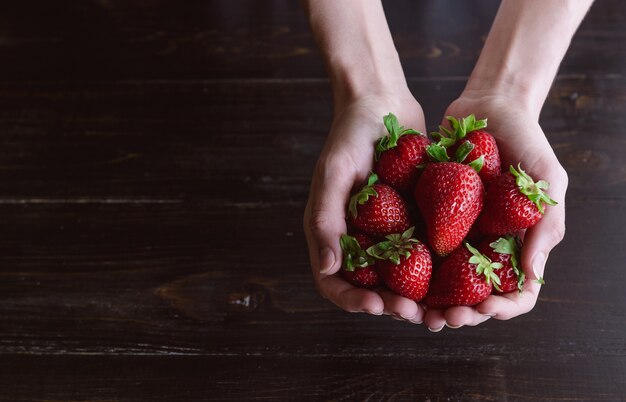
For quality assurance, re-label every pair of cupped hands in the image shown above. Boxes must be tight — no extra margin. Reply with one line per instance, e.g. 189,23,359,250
303,89,568,331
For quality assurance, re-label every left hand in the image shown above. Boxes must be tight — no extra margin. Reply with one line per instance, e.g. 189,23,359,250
422,93,569,331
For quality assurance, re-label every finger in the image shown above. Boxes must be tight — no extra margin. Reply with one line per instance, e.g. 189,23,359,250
475,277,541,320
377,289,424,323
521,168,567,283
317,275,385,314
423,308,446,332
444,306,483,328
304,155,356,275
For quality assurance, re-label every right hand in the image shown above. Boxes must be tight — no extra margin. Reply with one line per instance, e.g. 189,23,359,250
303,92,428,322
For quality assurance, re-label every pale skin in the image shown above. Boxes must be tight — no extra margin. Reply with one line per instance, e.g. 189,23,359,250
302,0,593,330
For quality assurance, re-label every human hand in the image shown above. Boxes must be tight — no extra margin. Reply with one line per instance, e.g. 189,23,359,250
422,93,568,331
304,93,429,322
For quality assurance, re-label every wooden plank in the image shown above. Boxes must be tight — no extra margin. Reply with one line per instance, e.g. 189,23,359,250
0,355,623,401
0,198,622,355
0,77,624,199
0,0,622,80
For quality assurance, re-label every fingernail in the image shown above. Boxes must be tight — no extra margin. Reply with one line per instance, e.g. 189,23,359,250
481,313,496,317
532,252,547,281
428,326,444,333
365,309,383,316
391,313,406,321
319,247,335,274
445,323,462,329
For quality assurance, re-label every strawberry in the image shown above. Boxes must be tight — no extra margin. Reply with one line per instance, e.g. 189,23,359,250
424,242,503,308
414,162,484,256
455,131,501,183
429,114,500,182
340,233,381,288
367,227,432,301
374,113,431,194
477,164,557,235
478,235,525,293
349,174,411,238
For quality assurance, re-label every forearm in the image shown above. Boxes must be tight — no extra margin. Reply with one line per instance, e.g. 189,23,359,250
464,0,594,116
303,0,409,106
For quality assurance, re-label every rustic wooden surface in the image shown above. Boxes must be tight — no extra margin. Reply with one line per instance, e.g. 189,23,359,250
0,0,624,401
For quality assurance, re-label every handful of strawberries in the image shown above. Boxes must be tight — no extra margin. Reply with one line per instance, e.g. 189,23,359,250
341,113,557,308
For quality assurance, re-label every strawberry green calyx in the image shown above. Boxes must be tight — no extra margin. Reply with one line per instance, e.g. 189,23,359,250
366,227,419,265
490,235,525,292
465,242,503,291
455,142,484,173
375,113,422,160
430,114,488,148
467,155,484,173
455,141,475,163
509,164,558,214
348,174,379,219
446,114,488,141
340,234,375,272
427,114,488,165
426,143,450,162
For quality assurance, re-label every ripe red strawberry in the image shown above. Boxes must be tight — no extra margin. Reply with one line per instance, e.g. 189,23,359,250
414,162,484,256
424,242,503,308
340,233,381,288
477,164,557,235
478,235,525,293
375,113,431,194
349,174,411,238
367,227,432,301
429,114,500,183
454,131,501,183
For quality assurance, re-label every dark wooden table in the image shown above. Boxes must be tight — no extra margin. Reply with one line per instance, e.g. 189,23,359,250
0,1,624,400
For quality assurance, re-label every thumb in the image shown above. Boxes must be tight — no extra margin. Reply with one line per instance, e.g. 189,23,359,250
521,178,567,283
304,156,355,275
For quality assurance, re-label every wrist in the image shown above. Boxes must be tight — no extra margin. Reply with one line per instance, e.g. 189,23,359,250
461,74,544,120
328,53,411,109
462,0,593,119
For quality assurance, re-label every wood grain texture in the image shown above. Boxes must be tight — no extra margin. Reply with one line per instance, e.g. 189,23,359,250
0,0,624,401
0,355,623,401
0,0,623,80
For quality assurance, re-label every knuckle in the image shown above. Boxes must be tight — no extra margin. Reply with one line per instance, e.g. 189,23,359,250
309,209,330,235
317,152,358,179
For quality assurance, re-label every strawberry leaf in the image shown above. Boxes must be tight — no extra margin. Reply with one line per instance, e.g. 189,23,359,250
465,242,502,288
430,131,443,142
366,227,419,265
490,235,525,292
340,234,375,272
375,113,422,160
509,164,558,214
468,155,484,173
445,114,488,141
348,174,379,218
455,141,475,163
426,143,450,162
